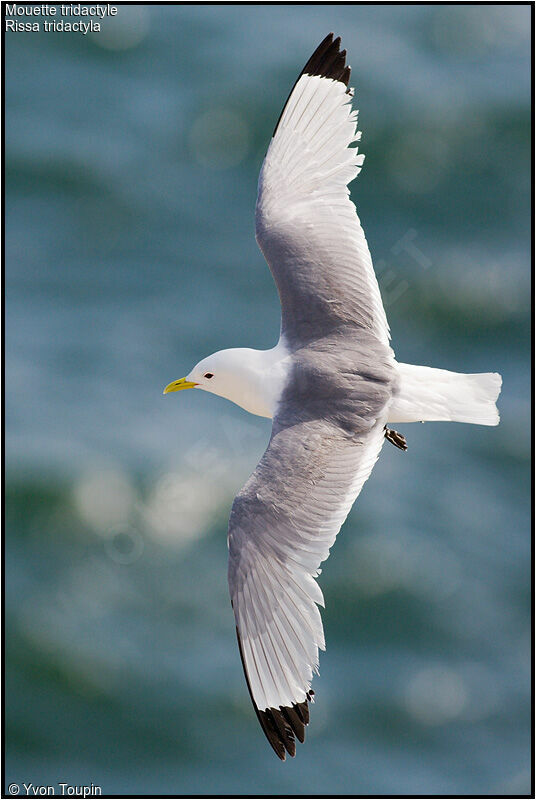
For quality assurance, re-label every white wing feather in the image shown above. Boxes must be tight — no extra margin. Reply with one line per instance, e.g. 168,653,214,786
229,420,387,712
256,73,390,347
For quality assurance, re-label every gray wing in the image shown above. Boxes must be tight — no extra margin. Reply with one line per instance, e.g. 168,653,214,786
255,34,390,350
228,413,387,759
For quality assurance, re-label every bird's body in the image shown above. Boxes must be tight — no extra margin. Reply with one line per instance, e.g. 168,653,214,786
181,343,501,428
164,34,502,759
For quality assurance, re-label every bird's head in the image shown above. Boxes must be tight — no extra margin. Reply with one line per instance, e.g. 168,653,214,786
163,347,275,418
163,350,232,397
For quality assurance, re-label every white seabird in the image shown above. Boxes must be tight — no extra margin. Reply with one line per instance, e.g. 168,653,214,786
164,33,502,759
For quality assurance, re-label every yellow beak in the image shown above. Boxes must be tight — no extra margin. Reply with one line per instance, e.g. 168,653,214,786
163,377,198,395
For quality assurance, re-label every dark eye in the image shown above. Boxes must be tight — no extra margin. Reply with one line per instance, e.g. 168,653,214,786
204,372,214,379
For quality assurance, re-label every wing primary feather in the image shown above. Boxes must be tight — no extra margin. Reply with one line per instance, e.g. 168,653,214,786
301,32,335,76
302,34,351,88
296,697,310,726
272,32,351,137
235,624,310,759
252,561,305,699
248,565,298,705
254,556,315,675
242,577,279,705
261,559,322,653
268,708,296,757
235,627,286,760
313,38,344,79
281,706,306,744
302,95,357,157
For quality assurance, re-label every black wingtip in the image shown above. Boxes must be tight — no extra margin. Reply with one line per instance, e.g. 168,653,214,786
257,701,313,760
272,33,352,137
235,627,312,760
301,32,352,89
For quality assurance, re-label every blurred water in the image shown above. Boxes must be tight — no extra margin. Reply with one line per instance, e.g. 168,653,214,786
5,5,531,795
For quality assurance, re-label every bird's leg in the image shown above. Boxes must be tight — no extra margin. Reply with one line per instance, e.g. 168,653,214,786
384,426,407,451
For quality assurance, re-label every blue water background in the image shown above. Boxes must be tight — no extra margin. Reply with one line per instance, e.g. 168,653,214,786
5,4,531,795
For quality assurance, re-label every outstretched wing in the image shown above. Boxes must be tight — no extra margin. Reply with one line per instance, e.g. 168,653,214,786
228,415,387,759
256,33,390,350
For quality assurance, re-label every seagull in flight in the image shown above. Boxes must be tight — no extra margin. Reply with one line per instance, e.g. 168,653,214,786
164,33,502,759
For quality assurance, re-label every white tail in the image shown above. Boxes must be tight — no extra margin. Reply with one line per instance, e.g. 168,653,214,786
388,363,502,426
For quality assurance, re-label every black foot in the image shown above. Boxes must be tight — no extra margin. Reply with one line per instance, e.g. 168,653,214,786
384,426,407,451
